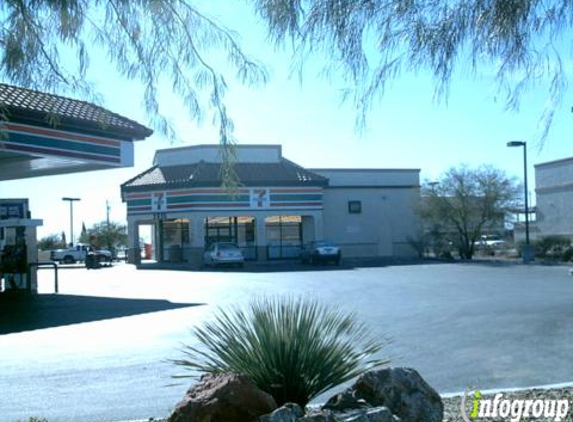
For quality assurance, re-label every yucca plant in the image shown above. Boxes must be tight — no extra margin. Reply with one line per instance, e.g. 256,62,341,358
173,296,389,407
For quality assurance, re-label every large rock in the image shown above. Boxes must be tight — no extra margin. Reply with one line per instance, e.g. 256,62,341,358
323,368,442,422
343,408,399,422
169,373,278,422
297,409,337,422
322,391,371,411
260,403,305,422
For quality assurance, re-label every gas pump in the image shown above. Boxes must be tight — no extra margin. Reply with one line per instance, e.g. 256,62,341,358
0,199,42,294
1,227,28,290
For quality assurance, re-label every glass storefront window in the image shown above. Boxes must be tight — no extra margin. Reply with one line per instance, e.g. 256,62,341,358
163,219,190,245
265,216,302,259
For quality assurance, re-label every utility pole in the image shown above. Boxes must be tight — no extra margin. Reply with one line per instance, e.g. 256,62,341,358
62,197,81,246
106,200,110,228
106,200,111,250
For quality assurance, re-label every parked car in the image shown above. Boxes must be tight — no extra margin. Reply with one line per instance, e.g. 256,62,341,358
114,248,128,261
50,243,90,264
50,243,113,265
203,242,244,267
85,248,113,269
474,235,507,249
301,241,341,265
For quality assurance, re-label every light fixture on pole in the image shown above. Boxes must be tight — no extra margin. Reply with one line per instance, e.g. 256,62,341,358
506,140,535,263
428,181,439,191
62,197,81,246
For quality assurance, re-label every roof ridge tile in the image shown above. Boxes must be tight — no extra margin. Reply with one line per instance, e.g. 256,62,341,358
0,83,152,139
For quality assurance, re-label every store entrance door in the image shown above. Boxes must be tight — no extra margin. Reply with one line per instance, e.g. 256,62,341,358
204,216,257,260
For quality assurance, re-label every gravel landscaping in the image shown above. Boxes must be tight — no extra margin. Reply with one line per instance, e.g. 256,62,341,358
443,387,573,421
136,387,573,422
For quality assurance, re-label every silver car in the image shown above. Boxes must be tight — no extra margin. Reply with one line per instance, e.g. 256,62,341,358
203,242,245,267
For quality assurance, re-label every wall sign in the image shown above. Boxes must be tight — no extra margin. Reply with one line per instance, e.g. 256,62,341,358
250,188,270,209
0,199,28,219
151,192,167,212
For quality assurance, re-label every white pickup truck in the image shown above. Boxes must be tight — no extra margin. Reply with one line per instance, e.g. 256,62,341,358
50,243,112,265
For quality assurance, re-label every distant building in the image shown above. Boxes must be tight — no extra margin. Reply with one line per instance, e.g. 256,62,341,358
535,157,573,238
512,220,540,243
121,144,420,265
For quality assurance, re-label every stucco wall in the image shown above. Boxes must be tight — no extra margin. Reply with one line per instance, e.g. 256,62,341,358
535,189,573,237
536,158,573,189
154,145,282,166
311,169,419,187
535,158,573,237
321,187,420,258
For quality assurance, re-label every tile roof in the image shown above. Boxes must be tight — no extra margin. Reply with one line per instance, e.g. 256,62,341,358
122,159,328,191
0,83,152,139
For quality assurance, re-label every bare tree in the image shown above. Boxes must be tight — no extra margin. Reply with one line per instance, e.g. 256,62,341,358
420,165,519,259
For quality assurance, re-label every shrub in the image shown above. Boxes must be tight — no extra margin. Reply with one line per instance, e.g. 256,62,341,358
562,247,573,262
534,235,572,259
173,297,388,408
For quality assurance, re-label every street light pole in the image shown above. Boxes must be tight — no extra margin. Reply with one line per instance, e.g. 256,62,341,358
522,144,529,245
507,141,530,244
106,200,111,228
62,197,81,246
106,200,112,250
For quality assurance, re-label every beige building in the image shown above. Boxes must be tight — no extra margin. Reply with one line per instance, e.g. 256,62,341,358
535,157,573,237
121,145,420,265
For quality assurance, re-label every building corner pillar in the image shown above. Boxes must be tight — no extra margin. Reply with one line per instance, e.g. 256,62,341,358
256,217,267,261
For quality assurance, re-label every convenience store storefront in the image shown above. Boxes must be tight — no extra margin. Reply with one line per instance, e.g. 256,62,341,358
122,144,421,265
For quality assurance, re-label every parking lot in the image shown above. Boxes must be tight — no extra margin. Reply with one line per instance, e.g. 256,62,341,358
1,261,573,422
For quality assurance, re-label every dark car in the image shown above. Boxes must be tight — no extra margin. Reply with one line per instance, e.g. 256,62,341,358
85,247,113,269
301,241,341,265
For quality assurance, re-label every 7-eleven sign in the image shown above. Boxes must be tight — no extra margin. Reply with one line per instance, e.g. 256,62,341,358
250,188,270,209
151,191,167,212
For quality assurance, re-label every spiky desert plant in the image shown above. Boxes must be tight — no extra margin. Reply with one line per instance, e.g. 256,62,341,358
173,296,389,407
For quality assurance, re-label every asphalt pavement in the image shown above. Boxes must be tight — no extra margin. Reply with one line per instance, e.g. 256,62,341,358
1,261,573,422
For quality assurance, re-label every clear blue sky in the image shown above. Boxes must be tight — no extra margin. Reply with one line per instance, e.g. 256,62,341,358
2,1,572,240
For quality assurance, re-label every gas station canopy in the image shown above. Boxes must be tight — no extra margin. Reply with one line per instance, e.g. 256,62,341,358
0,83,153,181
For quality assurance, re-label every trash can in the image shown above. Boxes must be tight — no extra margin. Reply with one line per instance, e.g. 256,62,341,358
144,243,152,260
521,244,535,263
170,245,182,263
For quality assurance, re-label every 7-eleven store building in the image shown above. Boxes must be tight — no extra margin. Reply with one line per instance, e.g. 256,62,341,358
121,144,420,265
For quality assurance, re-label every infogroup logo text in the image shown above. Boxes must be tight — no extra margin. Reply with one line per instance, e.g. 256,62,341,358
460,389,570,422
